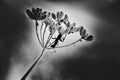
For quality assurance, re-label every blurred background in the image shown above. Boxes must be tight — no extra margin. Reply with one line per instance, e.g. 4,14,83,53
0,0,120,80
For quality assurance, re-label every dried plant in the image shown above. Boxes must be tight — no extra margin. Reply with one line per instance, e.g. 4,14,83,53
21,7,94,80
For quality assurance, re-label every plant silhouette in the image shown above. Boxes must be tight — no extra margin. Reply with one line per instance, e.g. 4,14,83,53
21,7,94,80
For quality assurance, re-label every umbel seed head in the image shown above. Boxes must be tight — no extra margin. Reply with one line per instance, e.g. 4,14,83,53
26,8,47,20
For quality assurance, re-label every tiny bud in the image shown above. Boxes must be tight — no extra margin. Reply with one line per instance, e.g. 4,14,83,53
57,12,60,20
49,25,55,34
42,11,47,16
32,8,36,14
72,23,76,27
72,27,78,32
66,22,70,28
26,9,34,19
47,12,51,17
64,14,69,22
52,13,56,19
59,11,64,19
40,15,46,20
76,27,81,32
82,29,87,36
85,35,94,41
80,26,84,33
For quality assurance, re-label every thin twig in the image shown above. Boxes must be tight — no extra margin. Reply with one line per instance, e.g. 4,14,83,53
40,21,44,45
35,20,43,47
43,24,47,46
20,21,46,80
20,47,45,80
46,38,82,49
21,24,56,80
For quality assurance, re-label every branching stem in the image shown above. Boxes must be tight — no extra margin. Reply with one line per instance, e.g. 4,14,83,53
40,21,44,45
20,23,56,80
43,24,47,46
35,20,43,47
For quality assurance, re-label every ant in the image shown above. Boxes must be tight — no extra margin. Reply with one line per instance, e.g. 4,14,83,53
49,33,64,53
51,33,64,48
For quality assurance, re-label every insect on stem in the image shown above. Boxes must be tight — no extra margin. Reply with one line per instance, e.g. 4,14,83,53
46,38,82,49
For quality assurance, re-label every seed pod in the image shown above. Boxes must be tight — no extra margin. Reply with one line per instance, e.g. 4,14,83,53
72,27,78,32
85,35,94,41
75,27,81,32
60,19,64,23
72,23,76,27
36,8,39,13
58,26,64,34
82,29,87,36
40,15,46,20
58,26,62,33
69,26,74,33
32,8,36,14
66,22,70,28
80,28,87,39
38,8,42,13
80,26,86,36
49,25,55,34
52,13,56,20
42,11,47,14
47,12,51,17
80,26,84,33
59,11,64,19
26,9,34,19
57,12,60,20
49,25,52,33
64,14,68,22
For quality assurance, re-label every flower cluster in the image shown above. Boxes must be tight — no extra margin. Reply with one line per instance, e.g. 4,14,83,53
79,26,94,41
25,7,94,49
51,11,69,25
26,8,47,20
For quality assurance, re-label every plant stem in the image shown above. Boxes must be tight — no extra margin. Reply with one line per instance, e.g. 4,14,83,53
21,21,45,80
35,20,43,47
20,47,45,80
43,24,47,46
40,21,44,45
20,22,55,80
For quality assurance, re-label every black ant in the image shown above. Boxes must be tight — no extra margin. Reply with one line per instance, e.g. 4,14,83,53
51,33,64,48
48,33,64,53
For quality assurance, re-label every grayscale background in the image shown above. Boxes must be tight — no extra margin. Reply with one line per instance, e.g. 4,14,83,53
0,0,120,80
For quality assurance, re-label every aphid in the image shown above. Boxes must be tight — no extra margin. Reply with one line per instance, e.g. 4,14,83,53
51,33,64,48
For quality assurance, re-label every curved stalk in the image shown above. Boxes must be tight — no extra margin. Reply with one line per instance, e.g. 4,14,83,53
35,20,43,47
40,21,44,45
20,47,45,80
46,38,82,49
20,23,56,80
43,24,47,46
